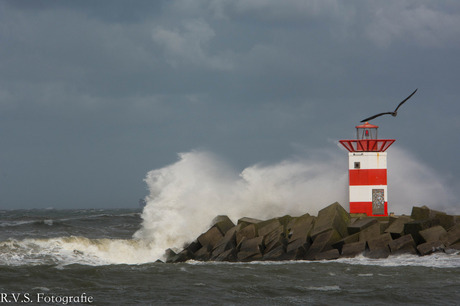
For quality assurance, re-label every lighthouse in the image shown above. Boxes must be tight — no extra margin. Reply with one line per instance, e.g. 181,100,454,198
339,122,395,216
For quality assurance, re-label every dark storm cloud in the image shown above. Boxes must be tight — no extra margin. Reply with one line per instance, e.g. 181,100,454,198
3,0,164,23
0,0,459,208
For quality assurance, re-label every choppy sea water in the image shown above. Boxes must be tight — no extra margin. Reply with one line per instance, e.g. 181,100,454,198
1,209,459,305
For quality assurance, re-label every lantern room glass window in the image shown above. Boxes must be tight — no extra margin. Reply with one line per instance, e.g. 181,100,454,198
357,127,378,140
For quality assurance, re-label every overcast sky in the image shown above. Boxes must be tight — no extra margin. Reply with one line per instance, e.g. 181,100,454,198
1,0,459,209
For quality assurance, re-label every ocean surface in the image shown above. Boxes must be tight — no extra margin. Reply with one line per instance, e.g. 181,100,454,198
1,208,459,305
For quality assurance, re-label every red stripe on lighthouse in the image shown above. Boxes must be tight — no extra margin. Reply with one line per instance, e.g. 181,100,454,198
350,202,388,216
349,169,387,186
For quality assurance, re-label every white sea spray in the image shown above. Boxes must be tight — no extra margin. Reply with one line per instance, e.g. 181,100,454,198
0,148,456,266
133,149,348,259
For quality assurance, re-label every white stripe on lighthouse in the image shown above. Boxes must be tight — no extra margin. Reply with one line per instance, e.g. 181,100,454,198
349,186,388,202
348,152,387,169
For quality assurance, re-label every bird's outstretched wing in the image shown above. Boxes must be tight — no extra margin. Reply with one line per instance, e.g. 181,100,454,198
393,88,418,113
360,112,395,122
360,88,418,122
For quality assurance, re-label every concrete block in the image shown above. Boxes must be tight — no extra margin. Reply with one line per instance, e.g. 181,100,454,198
419,225,447,243
359,222,381,242
445,242,460,252
347,218,377,235
388,234,417,255
349,217,360,226
237,217,262,227
184,241,202,254
365,247,390,259
238,236,264,260
367,233,392,251
211,215,235,235
197,226,224,251
236,223,256,245
211,226,237,258
285,240,309,260
212,248,237,262
341,241,366,257
388,215,399,225
332,232,360,254
410,206,430,220
260,215,292,233
379,221,390,233
164,248,177,263
263,225,286,253
417,241,445,256
262,245,286,261
277,215,294,229
258,219,281,237
306,229,342,260
311,202,350,239
435,214,456,231
286,237,310,254
410,206,454,231
404,219,440,245
194,246,211,261
287,214,315,242
170,249,194,263
237,251,263,261
350,213,368,220
385,216,413,239
411,206,445,220
365,233,392,258
315,249,340,260
441,224,460,246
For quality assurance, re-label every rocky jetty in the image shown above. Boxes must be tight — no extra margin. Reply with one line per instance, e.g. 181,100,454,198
164,203,460,263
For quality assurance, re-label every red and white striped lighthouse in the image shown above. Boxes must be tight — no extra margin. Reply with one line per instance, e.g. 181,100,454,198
339,122,395,216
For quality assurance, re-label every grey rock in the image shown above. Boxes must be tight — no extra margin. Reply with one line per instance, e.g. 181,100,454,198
365,233,392,259
258,219,282,237
237,236,264,261
347,218,377,235
419,225,447,243
341,241,366,257
388,234,417,255
213,248,237,262
211,226,237,259
385,216,413,239
306,229,342,260
263,225,286,253
262,245,287,261
236,223,256,245
417,241,445,256
197,226,224,251
311,202,350,239
332,232,360,254
404,219,440,245
359,222,381,242
287,214,315,242
441,224,460,246
315,249,340,260
211,215,235,235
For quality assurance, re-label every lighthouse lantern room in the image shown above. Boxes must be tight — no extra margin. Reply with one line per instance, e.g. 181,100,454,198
339,122,395,216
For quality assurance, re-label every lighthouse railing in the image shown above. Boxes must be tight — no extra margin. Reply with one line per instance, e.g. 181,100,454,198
339,139,395,152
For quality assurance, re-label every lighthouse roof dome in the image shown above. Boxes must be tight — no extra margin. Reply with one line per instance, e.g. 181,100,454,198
356,122,378,129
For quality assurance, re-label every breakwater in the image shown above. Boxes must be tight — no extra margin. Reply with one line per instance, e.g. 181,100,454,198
165,203,460,263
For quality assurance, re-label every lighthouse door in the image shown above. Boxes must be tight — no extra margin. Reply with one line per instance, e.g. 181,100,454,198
372,189,385,215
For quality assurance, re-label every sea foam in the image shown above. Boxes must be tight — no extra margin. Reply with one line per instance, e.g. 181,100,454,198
0,237,157,266
1,148,456,266
133,150,348,259
133,148,456,260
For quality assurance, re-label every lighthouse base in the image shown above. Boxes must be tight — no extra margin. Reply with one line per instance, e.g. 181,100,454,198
350,201,388,217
